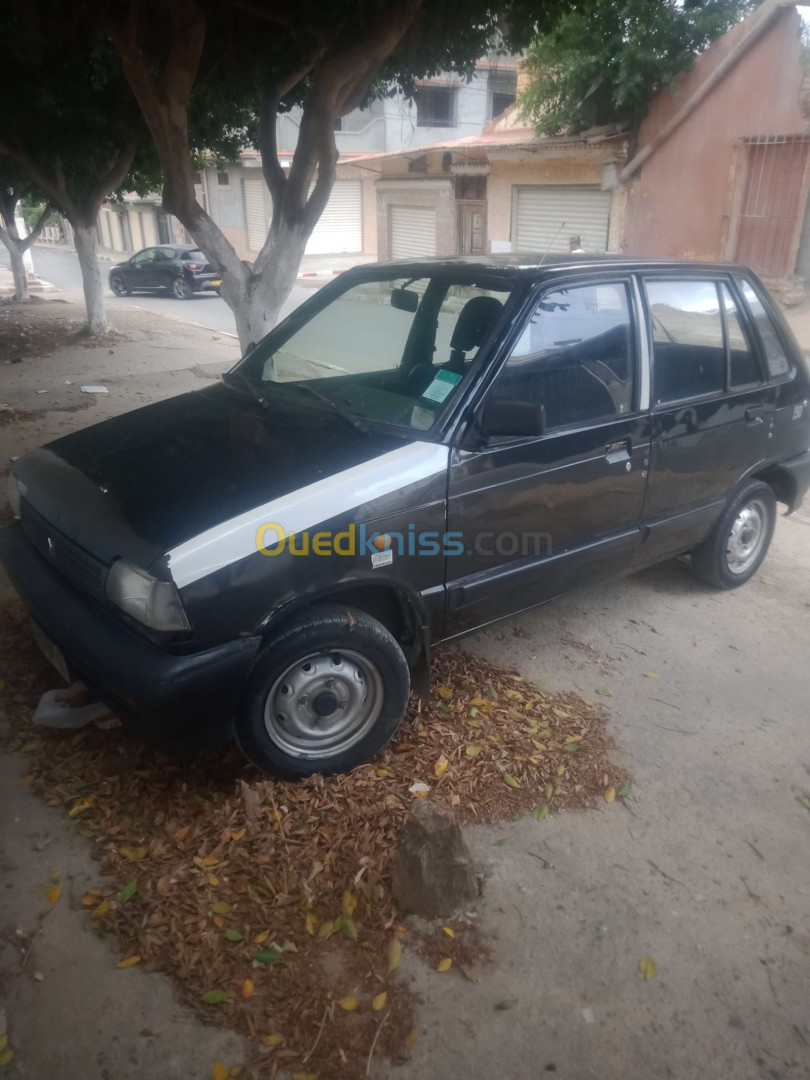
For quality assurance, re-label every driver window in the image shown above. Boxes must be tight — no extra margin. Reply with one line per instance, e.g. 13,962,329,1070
132,249,156,265
493,281,635,430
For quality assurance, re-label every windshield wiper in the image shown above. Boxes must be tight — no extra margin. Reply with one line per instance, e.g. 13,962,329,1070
222,369,270,411
289,383,370,434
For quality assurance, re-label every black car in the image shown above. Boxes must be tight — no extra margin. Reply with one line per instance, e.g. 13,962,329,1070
109,244,221,300
4,256,810,779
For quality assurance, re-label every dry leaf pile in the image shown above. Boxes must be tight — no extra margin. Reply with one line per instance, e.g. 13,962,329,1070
0,601,626,1078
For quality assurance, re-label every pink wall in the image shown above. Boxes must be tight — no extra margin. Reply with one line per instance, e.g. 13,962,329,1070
623,6,806,261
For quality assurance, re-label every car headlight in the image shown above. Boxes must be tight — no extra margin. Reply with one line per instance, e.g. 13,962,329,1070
106,559,190,633
6,472,23,518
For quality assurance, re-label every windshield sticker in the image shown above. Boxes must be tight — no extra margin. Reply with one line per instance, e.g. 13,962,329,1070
422,369,461,405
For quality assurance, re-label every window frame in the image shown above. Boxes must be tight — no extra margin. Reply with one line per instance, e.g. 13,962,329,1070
476,273,645,441
415,85,457,129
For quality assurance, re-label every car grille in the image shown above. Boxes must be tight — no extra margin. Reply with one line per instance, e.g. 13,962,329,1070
20,499,108,600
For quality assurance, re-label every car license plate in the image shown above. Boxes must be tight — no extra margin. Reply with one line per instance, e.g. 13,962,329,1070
31,622,70,683
211,279,222,287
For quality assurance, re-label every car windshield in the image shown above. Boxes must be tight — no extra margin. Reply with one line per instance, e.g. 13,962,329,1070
236,273,513,431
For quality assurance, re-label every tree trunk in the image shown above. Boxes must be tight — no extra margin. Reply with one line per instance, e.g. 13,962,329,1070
0,236,30,302
72,223,111,335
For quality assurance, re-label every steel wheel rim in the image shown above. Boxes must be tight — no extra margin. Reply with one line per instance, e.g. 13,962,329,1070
111,277,126,296
264,648,384,759
725,497,768,575
173,278,190,298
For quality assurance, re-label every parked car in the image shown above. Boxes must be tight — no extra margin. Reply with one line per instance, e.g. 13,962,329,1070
3,256,810,778
108,244,221,300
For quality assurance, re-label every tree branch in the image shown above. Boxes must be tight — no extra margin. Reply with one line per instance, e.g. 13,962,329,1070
88,138,138,214
19,201,54,252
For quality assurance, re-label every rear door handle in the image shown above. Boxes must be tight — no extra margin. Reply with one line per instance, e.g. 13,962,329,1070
745,405,767,424
605,438,632,464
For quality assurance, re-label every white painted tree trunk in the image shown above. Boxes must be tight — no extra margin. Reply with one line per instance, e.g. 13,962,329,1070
3,239,30,302
72,223,111,335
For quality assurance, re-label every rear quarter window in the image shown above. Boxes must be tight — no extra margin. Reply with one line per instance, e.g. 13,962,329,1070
735,277,793,379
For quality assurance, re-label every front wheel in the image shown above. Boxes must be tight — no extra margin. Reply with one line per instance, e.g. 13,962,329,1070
110,274,130,297
172,276,193,300
691,480,776,588
235,604,411,779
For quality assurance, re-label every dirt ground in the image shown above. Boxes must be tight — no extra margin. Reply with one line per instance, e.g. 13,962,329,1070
1,298,810,1079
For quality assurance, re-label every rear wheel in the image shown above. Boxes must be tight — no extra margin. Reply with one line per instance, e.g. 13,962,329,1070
110,274,130,297
691,480,776,588
235,604,411,779
172,276,193,300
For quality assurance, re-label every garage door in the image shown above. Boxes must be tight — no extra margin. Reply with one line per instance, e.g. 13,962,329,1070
242,176,268,252
305,180,363,255
390,206,436,260
513,186,611,254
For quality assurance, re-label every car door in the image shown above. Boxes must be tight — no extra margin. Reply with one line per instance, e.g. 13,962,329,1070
127,248,158,290
151,248,175,289
632,275,776,567
444,275,651,637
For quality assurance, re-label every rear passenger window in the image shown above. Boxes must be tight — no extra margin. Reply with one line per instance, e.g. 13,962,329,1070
646,280,725,404
736,277,792,378
501,281,635,429
720,284,761,387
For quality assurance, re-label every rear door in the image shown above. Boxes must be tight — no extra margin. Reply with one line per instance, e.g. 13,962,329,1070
634,275,775,566
127,247,158,290
444,275,651,637
151,247,176,288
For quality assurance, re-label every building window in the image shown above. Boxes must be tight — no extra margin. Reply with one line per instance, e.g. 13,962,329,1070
491,91,515,118
416,86,456,128
217,171,230,187
489,68,517,120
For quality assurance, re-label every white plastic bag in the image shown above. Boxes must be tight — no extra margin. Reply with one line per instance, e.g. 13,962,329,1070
33,689,112,730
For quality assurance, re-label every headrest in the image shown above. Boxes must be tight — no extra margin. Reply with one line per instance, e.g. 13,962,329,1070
450,295,504,353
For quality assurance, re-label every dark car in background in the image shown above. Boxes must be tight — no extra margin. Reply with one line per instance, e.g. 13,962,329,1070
109,244,221,300
4,256,810,780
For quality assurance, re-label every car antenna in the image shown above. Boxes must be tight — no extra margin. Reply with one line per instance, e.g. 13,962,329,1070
538,222,566,266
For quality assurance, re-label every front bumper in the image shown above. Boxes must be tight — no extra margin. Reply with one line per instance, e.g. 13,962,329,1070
0,521,260,750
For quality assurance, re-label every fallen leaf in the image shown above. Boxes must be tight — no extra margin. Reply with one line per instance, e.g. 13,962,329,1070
338,997,360,1011
68,798,94,818
19,739,40,754
91,899,110,919
437,957,453,972
211,902,232,915
372,991,387,1011
305,912,318,936
465,745,482,757
224,928,243,942
0,1049,13,1067
617,783,631,797
47,884,61,904
563,742,581,753
81,890,101,907
434,755,449,777
642,673,660,680
437,686,453,699
531,805,550,821
442,926,455,938
254,930,270,944
341,916,358,941
121,881,137,902
116,955,141,969
230,828,246,842
556,765,566,776
261,1034,284,1047
503,774,521,789
200,856,219,868
469,697,487,707
388,938,402,972
595,687,614,697
241,979,254,1000
486,687,498,700
208,872,220,887
341,890,357,917
212,915,225,929
202,989,229,1004
174,826,191,841
404,1031,419,1051
292,1073,318,1080
604,787,616,804
212,1064,229,1080
544,782,554,800
254,949,281,965
639,955,656,981
375,768,393,778
118,845,146,862
317,919,335,939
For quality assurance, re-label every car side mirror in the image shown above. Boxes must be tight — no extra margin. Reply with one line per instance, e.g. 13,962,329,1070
479,398,545,440
390,288,419,313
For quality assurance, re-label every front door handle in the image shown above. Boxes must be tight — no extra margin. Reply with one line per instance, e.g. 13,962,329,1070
604,438,632,465
745,405,767,424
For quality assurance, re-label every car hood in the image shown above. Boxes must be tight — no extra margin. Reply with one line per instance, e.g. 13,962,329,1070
14,385,407,571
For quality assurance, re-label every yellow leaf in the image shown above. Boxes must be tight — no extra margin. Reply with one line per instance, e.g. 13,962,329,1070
505,689,524,700
544,782,554,800
375,767,393,778
68,798,94,818
254,930,270,944
503,773,521,789
372,991,387,1011
211,901,232,915
262,1034,284,1047
604,787,616,804
118,845,147,862
305,912,318,936
387,937,402,972
434,755,449,778
212,915,225,929
292,1073,318,1080
202,856,219,867
92,899,110,919
241,979,254,1000
643,672,660,680
0,1049,13,1067
338,996,360,1011
437,686,453,698
341,890,357,917
393,922,407,939
116,955,141,969
531,740,547,752
404,1030,419,1051
469,697,487,707
465,745,482,757
47,884,61,904
317,919,335,939
640,955,657,981
437,957,453,972
208,872,220,887
174,826,191,841
230,828,246,842
442,926,455,938
556,764,566,777
212,1065,229,1080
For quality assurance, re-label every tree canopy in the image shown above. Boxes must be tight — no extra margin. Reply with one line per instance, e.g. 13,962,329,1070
519,0,759,136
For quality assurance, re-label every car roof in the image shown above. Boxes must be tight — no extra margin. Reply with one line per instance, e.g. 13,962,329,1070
355,253,751,278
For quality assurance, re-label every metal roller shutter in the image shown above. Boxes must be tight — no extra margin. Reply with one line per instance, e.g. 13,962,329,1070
242,177,267,252
390,205,437,259
513,186,611,254
305,180,363,255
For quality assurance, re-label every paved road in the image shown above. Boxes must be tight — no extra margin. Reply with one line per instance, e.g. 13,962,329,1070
1,245,316,338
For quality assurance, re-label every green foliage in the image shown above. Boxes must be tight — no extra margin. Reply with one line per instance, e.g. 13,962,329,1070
519,0,759,135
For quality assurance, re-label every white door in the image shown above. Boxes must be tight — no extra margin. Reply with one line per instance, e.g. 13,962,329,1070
512,186,611,254
305,180,363,255
389,205,436,259
242,176,268,252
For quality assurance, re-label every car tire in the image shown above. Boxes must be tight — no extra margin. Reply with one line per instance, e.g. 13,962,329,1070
691,480,776,588
172,276,193,300
110,274,130,297
235,604,411,780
